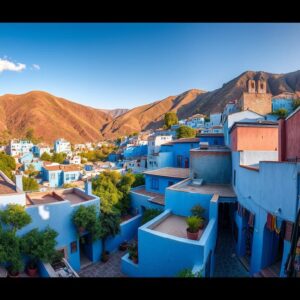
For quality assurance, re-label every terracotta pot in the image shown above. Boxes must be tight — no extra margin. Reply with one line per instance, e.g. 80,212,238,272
132,256,138,264
101,253,109,263
27,266,38,277
8,271,20,278
186,229,200,240
119,243,128,251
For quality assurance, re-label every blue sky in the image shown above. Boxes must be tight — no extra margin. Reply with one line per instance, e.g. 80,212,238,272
0,23,300,109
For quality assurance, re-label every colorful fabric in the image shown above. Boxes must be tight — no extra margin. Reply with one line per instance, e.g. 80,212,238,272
267,213,275,231
274,216,282,234
284,221,294,241
248,212,255,227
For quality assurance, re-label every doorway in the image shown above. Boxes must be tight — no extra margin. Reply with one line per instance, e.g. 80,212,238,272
79,234,93,269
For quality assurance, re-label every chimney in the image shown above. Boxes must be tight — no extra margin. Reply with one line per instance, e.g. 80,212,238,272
84,179,92,195
278,118,286,162
15,174,23,192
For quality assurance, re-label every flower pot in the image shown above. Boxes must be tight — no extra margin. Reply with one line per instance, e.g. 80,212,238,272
27,266,38,277
199,221,205,230
186,229,200,240
119,242,128,251
132,256,138,264
101,252,110,263
7,271,20,278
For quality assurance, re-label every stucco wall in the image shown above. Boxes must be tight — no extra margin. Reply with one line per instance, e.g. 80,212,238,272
285,110,300,160
190,150,232,184
145,174,183,194
239,151,278,166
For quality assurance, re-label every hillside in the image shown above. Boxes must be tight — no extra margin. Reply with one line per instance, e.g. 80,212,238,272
101,70,300,138
100,108,129,118
0,91,112,144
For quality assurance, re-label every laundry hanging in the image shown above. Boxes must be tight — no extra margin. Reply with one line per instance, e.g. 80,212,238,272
267,213,275,231
274,216,283,234
248,212,255,227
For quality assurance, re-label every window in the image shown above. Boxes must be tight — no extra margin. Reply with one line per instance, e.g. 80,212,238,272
177,155,183,167
151,178,159,190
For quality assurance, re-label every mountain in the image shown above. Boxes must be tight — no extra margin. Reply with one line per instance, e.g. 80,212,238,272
100,108,129,118
0,91,112,144
1,70,300,143
101,70,300,138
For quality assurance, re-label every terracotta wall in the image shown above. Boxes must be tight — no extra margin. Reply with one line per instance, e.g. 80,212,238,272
231,126,278,151
239,93,272,115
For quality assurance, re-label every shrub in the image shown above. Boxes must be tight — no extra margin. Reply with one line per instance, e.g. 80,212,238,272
191,205,205,218
186,216,201,233
177,268,202,278
128,241,138,260
0,204,32,233
176,125,197,139
131,173,145,188
20,227,60,268
72,205,99,237
22,176,39,192
141,208,162,225
164,112,178,129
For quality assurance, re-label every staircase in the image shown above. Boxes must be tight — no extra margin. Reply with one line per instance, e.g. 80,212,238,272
253,261,281,278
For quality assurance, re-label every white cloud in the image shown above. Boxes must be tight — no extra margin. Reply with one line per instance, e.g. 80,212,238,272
32,64,40,70
0,58,26,73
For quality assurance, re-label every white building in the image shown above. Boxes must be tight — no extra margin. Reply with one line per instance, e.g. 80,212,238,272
186,114,205,129
147,134,173,155
66,156,81,165
54,138,72,155
8,139,33,157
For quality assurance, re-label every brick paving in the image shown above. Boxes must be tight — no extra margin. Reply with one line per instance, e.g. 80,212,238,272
78,250,127,277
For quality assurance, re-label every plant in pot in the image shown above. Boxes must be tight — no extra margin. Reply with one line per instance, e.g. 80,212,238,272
20,227,59,277
98,211,121,263
128,241,138,264
7,258,24,278
186,216,201,240
72,205,98,235
191,205,205,229
119,240,128,251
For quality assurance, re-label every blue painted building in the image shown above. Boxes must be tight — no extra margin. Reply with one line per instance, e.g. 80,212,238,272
42,164,81,188
199,134,224,146
32,144,51,158
108,151,122,162
123,145,148,160
272,97,294,114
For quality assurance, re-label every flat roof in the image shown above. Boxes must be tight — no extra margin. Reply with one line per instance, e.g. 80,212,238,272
0,172,17,195
163,137,200,145
43,164,81,172
152,214,205,240
229,120,278,134
199,133,224,137
169,180,236,198
191,146,231,152
131,188,165,205
143,167,190,179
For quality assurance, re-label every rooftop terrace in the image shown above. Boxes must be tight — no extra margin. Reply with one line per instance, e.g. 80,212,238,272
169,179,236,198
143,167,189,179
0,172,18,195
152,214,205,240
131,188,165,205
26,188,94,206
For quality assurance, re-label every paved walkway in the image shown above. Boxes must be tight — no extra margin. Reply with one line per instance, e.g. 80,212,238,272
78,250,126,277
213,228,249,277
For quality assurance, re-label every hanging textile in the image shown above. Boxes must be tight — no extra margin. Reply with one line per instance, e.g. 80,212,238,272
237,203,243,216
285,221,294,241
294,238,300,272
274,216,283,234
248,212,255,227
267,213,275,231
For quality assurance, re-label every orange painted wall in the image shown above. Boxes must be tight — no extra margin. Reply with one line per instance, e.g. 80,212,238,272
231,126,278,151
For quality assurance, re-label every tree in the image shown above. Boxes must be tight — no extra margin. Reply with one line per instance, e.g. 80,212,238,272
98,212,121,259
0,152,16,179
293,98,300,110
20,227,60,269
40,152,52,161
0,204,32,233
52,152,67,164
273,108,288,119
141,208,162,225
131,173,145,188
25,128,43,144
176,125,197,139
24,164,39,178
22,177,39,192
164,112,178,129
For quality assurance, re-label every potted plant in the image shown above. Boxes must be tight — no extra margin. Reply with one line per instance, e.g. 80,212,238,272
128,241,138,264
191,205,205,229
20,227,59,277
186,216,201,240
177,268,202,278
119,240,128,251
7,258,24,278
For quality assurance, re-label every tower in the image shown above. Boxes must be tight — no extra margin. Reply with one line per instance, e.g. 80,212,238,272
257,79,267,94
248,79,256,93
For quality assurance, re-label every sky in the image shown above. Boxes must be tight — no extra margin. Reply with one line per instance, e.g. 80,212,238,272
0,23,300,109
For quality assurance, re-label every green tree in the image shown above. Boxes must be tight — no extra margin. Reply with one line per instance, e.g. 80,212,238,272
141,208,162,225
52,152,67,164
293,98,300,110
22,177,39,192
25,128,43,144
0,152,16,179
98,212,121,258
0,204,32,233
40,152,52,161
20,227,60,269
164,112,178,129
131,173,145,188
176,125,197,139
273,108,288,119
24,164,39,178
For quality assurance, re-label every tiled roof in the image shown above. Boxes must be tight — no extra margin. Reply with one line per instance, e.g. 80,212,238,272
143,167,189,179
43,164,80,172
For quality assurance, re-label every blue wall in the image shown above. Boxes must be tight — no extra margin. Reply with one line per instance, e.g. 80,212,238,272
42,167,81,187
124,145,147,159
145,174,184,194
272,98,294,114
171,142,199,168
199,135,224,146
